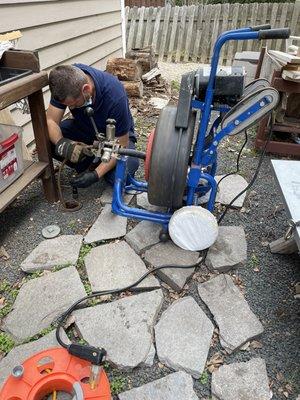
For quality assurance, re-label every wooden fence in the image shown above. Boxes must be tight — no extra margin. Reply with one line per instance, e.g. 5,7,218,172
125,0,164,6
125,2,300,64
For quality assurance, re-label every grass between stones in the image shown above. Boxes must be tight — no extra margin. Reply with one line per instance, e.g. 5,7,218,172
0,332,15,354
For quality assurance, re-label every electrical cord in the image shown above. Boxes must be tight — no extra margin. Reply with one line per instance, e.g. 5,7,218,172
218,113,274,224
56,261,201,349
216,129,248,190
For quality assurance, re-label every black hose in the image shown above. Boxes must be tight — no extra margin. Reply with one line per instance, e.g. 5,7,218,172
117,148,146,159
218,114,274,224
56,261,201,348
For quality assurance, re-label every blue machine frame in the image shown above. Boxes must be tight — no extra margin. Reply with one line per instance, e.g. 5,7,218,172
111,27,273,230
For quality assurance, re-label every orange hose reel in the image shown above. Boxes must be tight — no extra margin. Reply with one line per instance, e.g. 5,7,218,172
0,347,111,400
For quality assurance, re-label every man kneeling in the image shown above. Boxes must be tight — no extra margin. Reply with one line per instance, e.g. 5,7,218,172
46,64,139,188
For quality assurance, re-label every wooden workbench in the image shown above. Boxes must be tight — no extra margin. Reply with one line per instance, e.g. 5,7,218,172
0,50,58,213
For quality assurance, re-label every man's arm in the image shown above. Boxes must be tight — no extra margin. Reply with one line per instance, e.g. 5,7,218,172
46,104,65,144
95,133,129,178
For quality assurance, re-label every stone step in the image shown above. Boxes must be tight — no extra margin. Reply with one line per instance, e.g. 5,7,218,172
20,235,83,272
198,274,264,352
84,204,127,244
125,220,161,254
206,226,247,272
144,241,199,292
211,358,271,400
155,296,214,378
74,290,163,369
119,371,199,400
84,241,160,292
3,266,86,342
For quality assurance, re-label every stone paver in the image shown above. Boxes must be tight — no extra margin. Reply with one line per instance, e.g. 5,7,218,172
144,241,199,291
0,330,70,387
21,235,83,272
119,371,199,400
100,186,134,205
136,192,165,212
85,241,159,292
84,204,127,244
211,358,271,400
149,97,170,110
125,220,161,254
198,274,264,352
216,174,248,208
3,267,86,342
155,296,214,378
206,226,247,272
74,290,163,369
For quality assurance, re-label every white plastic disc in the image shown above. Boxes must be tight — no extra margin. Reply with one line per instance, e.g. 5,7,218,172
169,206,218,251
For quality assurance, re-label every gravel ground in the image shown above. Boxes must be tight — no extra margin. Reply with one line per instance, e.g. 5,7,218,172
0,68,299,399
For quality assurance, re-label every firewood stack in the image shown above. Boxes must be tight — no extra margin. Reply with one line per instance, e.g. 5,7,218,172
106,47,157,98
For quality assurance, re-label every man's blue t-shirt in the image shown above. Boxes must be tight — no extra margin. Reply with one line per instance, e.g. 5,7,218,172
50,63,136,142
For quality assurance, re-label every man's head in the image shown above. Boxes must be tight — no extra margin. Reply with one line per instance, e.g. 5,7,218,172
49,65,93,109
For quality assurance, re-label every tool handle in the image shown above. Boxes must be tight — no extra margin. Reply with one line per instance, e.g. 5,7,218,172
258,28,290,40
250,24,271,31
68,344,106,365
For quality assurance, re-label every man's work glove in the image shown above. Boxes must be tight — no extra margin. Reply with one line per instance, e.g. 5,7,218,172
70,170,99,188
55,138,92,164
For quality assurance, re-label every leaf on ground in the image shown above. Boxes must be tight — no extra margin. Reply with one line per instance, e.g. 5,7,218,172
250,340,263,349
0,246,9,260
207,352,224,373
276,372,284,382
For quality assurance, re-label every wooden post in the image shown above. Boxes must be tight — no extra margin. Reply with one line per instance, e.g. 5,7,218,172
28,90,58,202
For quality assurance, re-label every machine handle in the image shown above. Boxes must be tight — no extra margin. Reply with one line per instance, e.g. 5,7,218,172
258,28,290,40
250,24,271,31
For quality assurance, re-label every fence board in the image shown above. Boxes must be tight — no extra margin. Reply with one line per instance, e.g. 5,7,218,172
143,6,152,46
219,3,230,64
136,6,145,48
209,4,221,61
184,5,196,62
152,7,162,53
192,5,204,62
159,4,171,60
226,3,239,65
175,5,188,62
126,3,300,64
127,6,138,50
236,3,249,54
167,5,180,62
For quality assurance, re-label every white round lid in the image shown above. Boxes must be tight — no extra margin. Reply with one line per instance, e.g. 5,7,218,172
169,206,218,251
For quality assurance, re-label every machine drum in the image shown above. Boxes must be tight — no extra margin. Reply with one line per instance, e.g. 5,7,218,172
147,106,195,209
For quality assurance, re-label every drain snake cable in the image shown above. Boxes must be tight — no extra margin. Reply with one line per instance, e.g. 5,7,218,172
56,114,274,360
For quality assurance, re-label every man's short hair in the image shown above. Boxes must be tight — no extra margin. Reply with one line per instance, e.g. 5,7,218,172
49,65,88,102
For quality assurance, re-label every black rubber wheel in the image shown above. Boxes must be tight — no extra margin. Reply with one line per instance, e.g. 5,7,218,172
159,230,170,242
148,106,195,209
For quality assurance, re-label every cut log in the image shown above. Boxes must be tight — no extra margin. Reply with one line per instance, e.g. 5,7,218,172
121,80,143,98
125,46,156,74
106,58,142,81
269,235,298,254
142,67,161,82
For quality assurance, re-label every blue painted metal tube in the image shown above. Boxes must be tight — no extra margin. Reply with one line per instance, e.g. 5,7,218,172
112,157,171,224
193,30,259,166
112,180,171,223
126,175,148,190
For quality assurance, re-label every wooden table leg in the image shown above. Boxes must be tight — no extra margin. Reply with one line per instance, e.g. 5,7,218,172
28,90,58,202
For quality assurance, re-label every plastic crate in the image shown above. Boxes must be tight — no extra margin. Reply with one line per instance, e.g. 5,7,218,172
0,124,24,194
